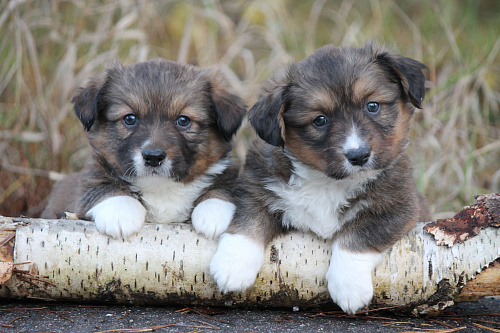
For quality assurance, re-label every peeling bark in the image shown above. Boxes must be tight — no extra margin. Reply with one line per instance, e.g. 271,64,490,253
424,193,500,246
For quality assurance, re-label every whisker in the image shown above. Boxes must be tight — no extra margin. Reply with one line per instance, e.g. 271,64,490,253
122,161,137,181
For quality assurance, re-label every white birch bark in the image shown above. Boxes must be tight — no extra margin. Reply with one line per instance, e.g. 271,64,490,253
0,219,498,313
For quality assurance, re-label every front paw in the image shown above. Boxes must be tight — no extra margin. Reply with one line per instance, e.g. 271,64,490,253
326,244,384,314
210,233,264,292
87,196,146,240
191,198,235,239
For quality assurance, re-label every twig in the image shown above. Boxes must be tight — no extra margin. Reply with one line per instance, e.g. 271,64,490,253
117,311,130,320
472,323,500,332
462,313,500,316
94,328,155,333
381,321,413,326
94,323,216,333
193,320,221,330
0,234,14,247
429,319,456,328
303,310,344,317
354,315,400,321
163,324,216,329
95,327,158,333
470,319,500,325
13,269,50,279
13,269,55,286
48,310,74,323
15,275,39,287
397,329,466,333
12,262,31,266
273,313,294,323
178,307,230,324
356,305,405,314
7,316,26,325
396,328,466,333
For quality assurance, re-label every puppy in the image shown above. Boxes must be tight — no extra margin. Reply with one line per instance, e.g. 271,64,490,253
210,43,430,314
42,59,246,240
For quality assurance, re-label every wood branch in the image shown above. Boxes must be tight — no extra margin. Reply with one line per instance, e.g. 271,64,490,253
0,194,498,314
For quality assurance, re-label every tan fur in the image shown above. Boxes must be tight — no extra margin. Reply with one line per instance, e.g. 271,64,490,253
232,41,430,253
42,59,246,226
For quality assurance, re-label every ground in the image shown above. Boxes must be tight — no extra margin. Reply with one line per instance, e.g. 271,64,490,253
0,298,498,332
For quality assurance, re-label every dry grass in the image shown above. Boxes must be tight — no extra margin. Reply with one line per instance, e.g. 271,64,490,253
0,0,499,218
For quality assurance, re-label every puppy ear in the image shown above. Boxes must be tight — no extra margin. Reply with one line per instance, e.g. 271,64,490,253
207,73,246,142
377,53,427,109
72,73,107,131
248,68,290,147
72,61,123,131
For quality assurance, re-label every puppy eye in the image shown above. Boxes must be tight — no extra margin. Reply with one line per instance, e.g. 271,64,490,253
123,114,137,126
176,115,191,127
366,102,380,114
313,115,328,127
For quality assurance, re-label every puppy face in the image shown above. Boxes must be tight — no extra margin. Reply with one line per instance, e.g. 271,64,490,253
72,59,245,183
249,43,426,179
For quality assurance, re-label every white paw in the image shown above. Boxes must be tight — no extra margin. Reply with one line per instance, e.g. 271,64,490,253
326,243,385,314
210,233,264,292
87,196,146,240
191,198,235,239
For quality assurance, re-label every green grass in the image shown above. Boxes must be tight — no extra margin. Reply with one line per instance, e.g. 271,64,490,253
0,0,499,218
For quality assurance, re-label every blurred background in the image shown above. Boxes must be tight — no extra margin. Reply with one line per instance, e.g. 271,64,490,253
0,0,499,219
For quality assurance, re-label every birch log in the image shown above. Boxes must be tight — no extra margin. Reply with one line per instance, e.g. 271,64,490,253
0,213,498,314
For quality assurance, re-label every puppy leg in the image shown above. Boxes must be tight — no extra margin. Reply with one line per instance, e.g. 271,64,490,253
191,198,235,239
326,242,385,314
41,172,82,219
87,196,146,240
210,232,265,292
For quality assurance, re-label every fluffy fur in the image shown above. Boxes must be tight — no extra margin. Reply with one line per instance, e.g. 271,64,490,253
42,59,246,240
210,42,430,314
210,233,265,292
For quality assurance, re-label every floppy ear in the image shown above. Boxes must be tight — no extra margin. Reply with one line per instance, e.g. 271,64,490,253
376,53,427,109
207,73,247,142
72,72,108,132
248,68,290,147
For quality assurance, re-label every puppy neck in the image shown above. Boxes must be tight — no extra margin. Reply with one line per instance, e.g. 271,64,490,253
132,158,230,223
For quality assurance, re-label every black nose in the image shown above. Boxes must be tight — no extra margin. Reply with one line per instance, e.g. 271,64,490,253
345,147,371,166
142,149,167,167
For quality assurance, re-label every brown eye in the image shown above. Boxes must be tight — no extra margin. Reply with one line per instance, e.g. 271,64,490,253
313,115,327,127
366,102,380,114
176,115,191,127
123,114,137,126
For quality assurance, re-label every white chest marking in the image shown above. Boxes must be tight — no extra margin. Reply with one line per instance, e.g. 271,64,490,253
265,160,379,239
132,159,229,223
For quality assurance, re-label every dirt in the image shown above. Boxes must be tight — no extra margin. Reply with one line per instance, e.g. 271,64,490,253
0,297,498,332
